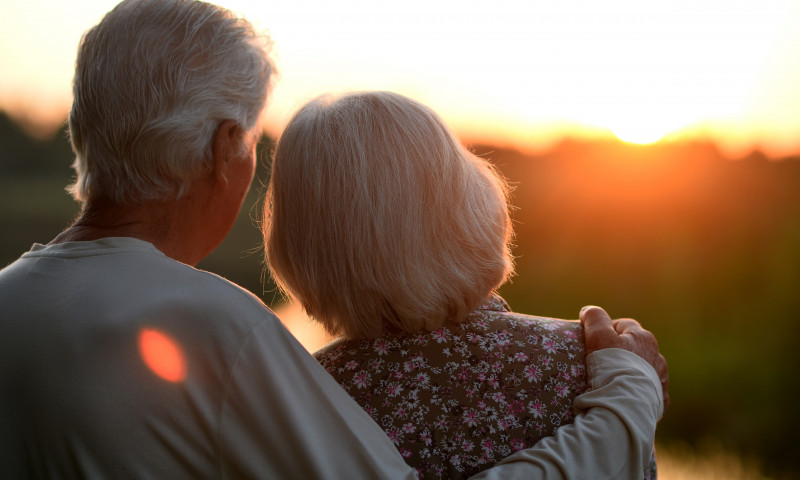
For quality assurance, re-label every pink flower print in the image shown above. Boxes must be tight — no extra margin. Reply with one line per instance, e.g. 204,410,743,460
510,438,526,451
508,400,525,414
436,415,449,430
496,331,512,346
492,361,503,372
540,356,553,368
543,338,557,354
414,372,430,386
403,422,416,434
477,399,488,410
481,438,495,453
387,427,401,445
498,417,511,431
487,375,500,389
419,430,433,446
352,370,371,389
564,329,577,339
399,447,412,459
386,383,403,397
466,332,481,343
394,406,407,418
432,328,449,343
372,339,389,356
368,358,383,370
461,439,475,452
492,392,506,404
523,364,541,383
556,384,570,397
463,409,479,427
528,399,545,418
344,360,358,370
513,351,529,363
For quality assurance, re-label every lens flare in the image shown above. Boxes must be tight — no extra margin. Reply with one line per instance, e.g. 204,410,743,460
138,328,187,382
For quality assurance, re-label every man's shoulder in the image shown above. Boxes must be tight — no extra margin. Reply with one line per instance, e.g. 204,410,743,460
141,257,279,330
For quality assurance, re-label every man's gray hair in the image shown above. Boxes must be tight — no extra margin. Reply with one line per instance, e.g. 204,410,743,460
67,0,274,204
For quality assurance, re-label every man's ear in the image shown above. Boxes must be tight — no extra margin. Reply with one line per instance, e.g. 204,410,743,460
211,120,242,188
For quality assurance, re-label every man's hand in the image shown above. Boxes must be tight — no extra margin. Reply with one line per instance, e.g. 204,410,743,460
580,306,670,411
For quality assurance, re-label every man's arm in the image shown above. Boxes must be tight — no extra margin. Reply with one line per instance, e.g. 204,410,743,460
220,306,664,479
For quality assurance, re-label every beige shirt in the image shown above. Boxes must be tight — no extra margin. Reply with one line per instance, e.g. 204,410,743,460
0,237,662,479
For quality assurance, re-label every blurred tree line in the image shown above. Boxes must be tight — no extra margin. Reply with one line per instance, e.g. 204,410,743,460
1,110,798,478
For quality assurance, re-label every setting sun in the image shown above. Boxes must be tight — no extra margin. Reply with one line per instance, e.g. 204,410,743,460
612,128,665,146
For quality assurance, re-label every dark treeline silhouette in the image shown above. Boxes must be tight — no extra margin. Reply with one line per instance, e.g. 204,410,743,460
1,111,798,478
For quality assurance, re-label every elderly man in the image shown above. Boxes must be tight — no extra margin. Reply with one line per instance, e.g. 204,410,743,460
0,0,667,478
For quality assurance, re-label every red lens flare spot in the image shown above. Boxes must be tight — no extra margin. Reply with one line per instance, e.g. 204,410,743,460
138,328,187,382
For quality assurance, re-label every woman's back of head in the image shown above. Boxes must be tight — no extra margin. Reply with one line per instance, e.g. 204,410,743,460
265,91,514,339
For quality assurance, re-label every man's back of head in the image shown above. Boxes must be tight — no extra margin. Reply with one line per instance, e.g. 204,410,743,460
68,0,274,206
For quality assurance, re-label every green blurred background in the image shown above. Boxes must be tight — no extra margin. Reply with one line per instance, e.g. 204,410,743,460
1,111,798,478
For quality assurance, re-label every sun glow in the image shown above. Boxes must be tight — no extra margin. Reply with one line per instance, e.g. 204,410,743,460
1,0,799,154
612,129,665,146
243,0,798,154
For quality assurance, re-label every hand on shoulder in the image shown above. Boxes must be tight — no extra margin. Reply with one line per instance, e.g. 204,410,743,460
580,306,670,411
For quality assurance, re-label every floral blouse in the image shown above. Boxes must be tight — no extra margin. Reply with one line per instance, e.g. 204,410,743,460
315,294,658,479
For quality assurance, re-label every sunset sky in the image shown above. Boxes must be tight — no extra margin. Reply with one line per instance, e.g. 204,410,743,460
1,0,799,156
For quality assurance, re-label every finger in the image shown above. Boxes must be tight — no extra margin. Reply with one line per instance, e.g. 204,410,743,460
611,318,644,335
580,306,619,354
580,305,612,325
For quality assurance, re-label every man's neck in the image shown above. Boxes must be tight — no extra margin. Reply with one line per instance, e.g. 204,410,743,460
50,195,215,266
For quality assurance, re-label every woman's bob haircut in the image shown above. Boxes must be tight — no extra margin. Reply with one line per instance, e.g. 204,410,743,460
264,91,514,339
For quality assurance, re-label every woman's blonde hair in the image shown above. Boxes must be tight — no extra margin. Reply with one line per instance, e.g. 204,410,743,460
264,91,514,339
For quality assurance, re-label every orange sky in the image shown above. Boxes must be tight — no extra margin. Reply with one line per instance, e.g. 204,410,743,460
1,0,799,157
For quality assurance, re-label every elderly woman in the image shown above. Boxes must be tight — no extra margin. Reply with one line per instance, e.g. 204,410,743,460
264,91,658,479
